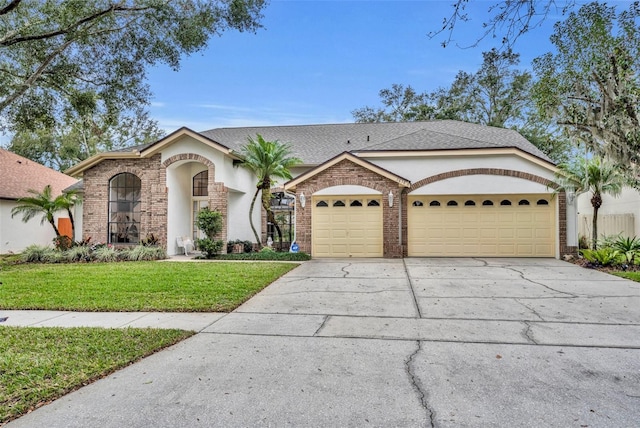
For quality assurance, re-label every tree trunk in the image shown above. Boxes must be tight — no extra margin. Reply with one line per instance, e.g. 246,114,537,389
591,192,602,250
67,208,75,242
249,187,261,248
49,218,61,237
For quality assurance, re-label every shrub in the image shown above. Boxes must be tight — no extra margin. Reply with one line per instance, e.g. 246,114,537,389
227,239,254,253
580,248,621,266
141,233,160,247
94,245,119,262
259,246,275,253
214,251,311,261
611,236,640,264
578,235,589,250
196,238,223,259
196,208,223,239
127,245,167,261
53,235,73,251
21,245,55,263
65,246,93,262
44,250,66,264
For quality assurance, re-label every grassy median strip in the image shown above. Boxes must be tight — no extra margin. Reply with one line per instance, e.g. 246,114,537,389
0,261,297,312
0,326,194,424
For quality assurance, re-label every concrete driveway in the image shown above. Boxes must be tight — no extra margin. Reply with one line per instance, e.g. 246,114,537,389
9,258,640,427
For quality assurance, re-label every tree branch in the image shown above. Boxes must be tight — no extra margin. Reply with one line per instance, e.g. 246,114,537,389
0,38,73,112
0,0,20,16
0,3,152,47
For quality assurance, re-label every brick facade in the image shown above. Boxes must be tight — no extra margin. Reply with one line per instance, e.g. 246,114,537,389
293,159,405,258
293,164,575,259
82,154,167,246
82,152,232,252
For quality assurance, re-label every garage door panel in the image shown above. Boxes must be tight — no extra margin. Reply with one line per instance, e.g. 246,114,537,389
409,194,555,257
312,196,382,257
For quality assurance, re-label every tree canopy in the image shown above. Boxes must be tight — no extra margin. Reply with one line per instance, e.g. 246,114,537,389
532,1,640,182
0,0,265,134
352,49,572,164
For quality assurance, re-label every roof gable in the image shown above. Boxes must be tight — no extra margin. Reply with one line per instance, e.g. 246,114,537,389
65,127,240,177
284,152,410,191
0,149,78,200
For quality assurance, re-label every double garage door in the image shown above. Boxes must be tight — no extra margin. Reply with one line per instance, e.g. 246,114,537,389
312,196,383,257
408,194,556,257
311,193,556,257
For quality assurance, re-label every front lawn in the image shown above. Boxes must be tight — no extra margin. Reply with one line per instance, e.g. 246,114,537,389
612,271,640,282
0,261,297,312
0,327,193,424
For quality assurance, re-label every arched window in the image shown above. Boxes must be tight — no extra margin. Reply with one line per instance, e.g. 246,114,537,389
193,171,208,197
464,200,476,206
316,200,328,207
429,201,441,207
350,200,363,207
500,200,512,206
537,199,549,205
482,200,494,206
447,200,458,206
367,199,380,207
413,201,424,207
519,200,530,206
108,173,141,244
333,200,345,207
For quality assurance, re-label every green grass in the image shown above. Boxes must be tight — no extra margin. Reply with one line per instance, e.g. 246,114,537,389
612,271,640,282
0,327,193,424
0,261,297,312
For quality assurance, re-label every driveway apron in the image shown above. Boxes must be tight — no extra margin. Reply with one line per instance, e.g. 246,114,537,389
9,258,640,428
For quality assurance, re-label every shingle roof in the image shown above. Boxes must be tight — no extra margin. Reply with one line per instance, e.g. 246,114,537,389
0,149,79,200
199,120,552,165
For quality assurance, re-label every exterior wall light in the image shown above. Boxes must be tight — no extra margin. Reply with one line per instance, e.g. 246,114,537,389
566,187,575,205
388,190,394,207
299,192,306,208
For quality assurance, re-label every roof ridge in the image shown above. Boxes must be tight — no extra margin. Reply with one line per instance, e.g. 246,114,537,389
357,125,505,151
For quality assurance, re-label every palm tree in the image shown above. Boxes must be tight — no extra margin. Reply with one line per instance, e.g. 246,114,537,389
553,157,625,249
54,189,82,241
240,134,301,248
11,185,66,237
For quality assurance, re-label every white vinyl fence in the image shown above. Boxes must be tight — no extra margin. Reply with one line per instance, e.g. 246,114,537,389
579,213,636,241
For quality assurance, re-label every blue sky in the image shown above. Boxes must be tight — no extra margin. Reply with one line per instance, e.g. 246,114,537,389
144,0,605,133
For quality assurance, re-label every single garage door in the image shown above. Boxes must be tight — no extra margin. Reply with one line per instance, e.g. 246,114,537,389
408,194,555,257
312,196,383,257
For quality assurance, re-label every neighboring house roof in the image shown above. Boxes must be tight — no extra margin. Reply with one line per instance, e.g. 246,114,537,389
200,120,553,165
0,149,78,200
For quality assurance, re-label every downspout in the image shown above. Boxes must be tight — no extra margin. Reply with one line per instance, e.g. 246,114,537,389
398,188,403,250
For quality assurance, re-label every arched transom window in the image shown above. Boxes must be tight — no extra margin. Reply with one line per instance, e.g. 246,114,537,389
108,173,141,244
193,170,208,196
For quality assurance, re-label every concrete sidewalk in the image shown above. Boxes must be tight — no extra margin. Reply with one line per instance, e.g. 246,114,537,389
6,258,640,428
0,310,225,331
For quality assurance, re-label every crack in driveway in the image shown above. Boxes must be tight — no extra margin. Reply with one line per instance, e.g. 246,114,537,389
405,340,435,427
514,299,545,321
522,321,538,344
340,263,352,278
503,266,578,297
